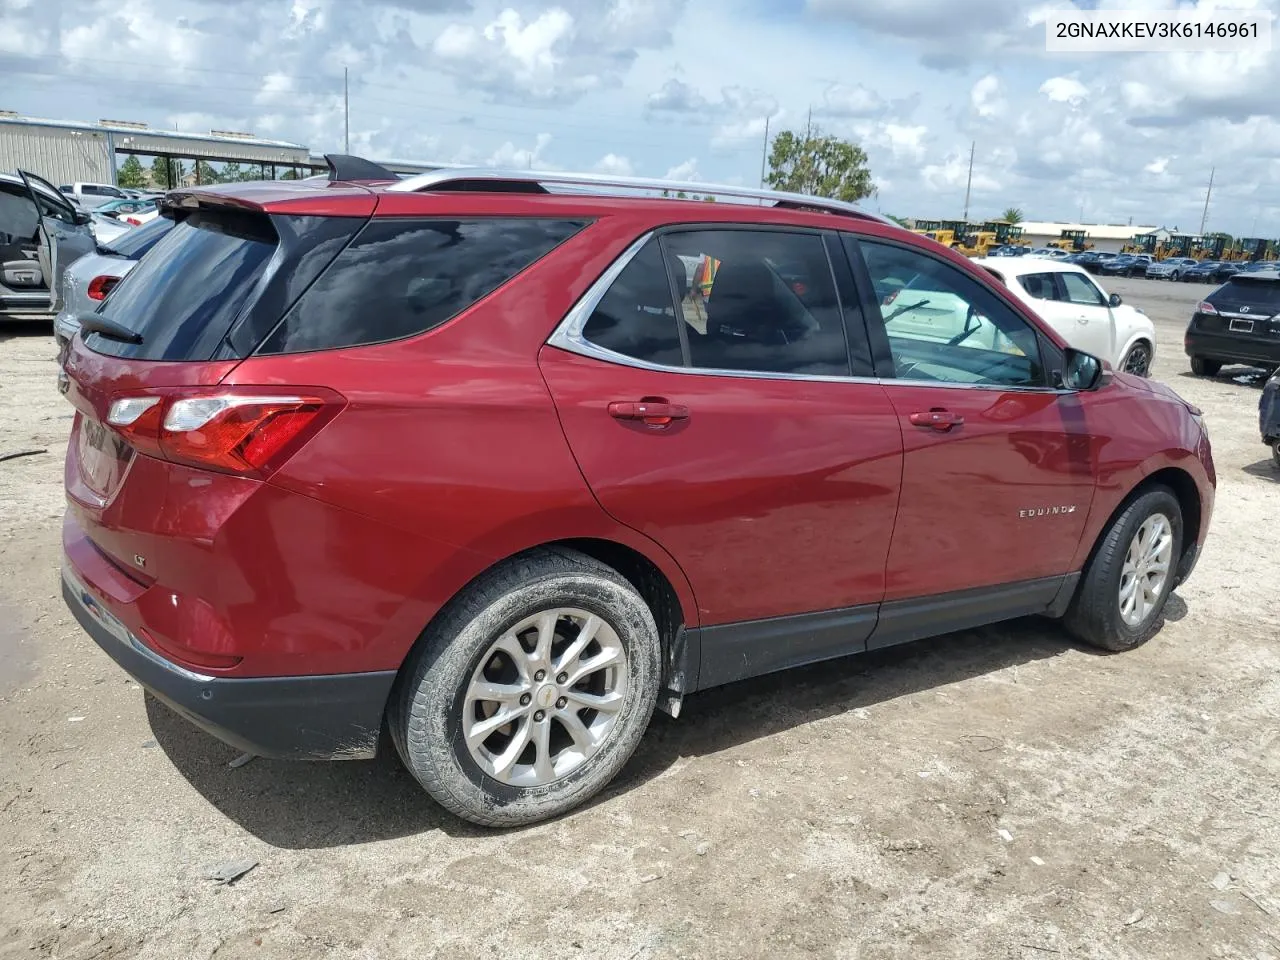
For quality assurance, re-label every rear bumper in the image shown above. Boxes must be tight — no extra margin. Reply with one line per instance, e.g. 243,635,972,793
1185,329,1280,367
62,567,396,760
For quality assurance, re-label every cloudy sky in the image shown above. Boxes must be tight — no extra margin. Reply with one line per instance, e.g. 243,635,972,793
3,0,1279,234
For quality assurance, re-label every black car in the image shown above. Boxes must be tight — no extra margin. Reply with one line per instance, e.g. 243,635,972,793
1182,261,1238,284
1261,370,1280,468
1070,251,1115,274
1185,270,1280,376
1099,255,1151,277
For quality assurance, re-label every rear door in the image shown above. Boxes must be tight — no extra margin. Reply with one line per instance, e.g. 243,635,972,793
541,226,904,674
844,235,1096,631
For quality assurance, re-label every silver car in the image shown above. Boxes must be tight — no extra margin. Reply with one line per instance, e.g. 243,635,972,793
1146,257,1198,280
54,215,174,347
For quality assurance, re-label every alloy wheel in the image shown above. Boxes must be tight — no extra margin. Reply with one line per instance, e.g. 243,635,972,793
462,608,627,787
1123,344,1152,376
1118,513,1174,627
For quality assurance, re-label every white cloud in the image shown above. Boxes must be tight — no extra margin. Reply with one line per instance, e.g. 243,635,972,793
664,158,701,181
1144,157,1171,175
881,123,928,161
1040,76,1088,105
971,74,1004,117
593,153,634,175
820,82,885,118
487,133,554,170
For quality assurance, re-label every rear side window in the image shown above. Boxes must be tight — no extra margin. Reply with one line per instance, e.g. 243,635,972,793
581,238,683,367
258,218,586,354
90,209,278,360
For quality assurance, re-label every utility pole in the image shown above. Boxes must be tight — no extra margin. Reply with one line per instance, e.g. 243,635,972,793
1199,166,1214,235
344,67,350,154
962,140,974,222
805,106,812,139
758,115,770,193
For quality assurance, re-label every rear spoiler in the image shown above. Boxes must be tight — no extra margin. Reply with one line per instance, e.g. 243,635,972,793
324,154,399,182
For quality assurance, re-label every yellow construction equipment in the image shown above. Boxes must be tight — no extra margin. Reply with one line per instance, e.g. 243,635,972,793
1196,236,1228,260
1047,229,1093,252
1166,234,1200,258
1232,238,1275,262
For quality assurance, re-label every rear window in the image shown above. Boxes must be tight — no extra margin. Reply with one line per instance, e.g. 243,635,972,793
256,218,586,355
89,209,278,360
98,215,175,260
1208,277,1280,308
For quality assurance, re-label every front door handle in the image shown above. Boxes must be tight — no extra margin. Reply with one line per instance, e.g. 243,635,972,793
909,409,964,431
608,400,689,426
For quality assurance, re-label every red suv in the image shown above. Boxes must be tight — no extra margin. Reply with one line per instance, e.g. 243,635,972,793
60,157,1215,826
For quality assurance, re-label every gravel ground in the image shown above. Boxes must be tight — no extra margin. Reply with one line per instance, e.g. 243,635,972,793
1,275,1278,960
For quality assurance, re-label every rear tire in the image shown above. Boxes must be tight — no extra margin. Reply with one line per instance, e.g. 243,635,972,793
391,548,661,827
1189,356,1221,377
1065,487,1183,652
1272,441,1280,470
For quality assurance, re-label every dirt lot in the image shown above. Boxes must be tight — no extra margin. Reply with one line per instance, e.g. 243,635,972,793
2,276,1278,960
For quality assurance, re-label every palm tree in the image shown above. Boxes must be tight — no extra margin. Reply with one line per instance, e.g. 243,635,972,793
1001,206,1025,224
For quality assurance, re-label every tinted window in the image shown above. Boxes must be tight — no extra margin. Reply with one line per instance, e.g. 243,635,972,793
856,239,1043,387
665,229,850,376
89,208,278,360
1017,272,1060,301
0,185,37,241
581,238,683,367
1060,272,1106,306
1209,278,1280,309
258,218,585,355
99,214,175,260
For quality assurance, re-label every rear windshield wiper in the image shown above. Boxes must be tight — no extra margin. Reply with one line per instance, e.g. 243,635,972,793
75,312,144,344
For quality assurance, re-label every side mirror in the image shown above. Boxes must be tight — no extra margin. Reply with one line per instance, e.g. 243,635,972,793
1058,348,1104,391
74,211,92,226
1108,292,1122,307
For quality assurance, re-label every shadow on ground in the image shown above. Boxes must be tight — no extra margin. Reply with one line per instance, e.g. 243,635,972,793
1243,458,1280,482
0,320,54,346
147,601,1187,849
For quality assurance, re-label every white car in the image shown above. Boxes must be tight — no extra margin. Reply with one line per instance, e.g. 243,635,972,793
972,257,1156,375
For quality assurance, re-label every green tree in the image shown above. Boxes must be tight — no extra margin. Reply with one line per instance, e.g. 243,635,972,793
280,168,299,180
221,161,245,182
1000,206,1025,224
150,156,176,189
117,155,147,189
193,159,219,184
885,214,910,227
766,127,873,202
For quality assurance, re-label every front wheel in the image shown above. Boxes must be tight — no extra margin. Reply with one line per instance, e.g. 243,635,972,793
1170,270,1181,281
1272,440,1280,469
1065,487,1183,652
1120,341,1153,377
392,549,661,827
1190,356,1222,377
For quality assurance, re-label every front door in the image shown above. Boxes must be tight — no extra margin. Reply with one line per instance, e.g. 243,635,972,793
541,227,903,654
847,235,1097,609
19,170,89,311
1053,269,1116,362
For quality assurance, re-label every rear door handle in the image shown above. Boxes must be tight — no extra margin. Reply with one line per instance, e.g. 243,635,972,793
608,400,689,426
909,409,964,431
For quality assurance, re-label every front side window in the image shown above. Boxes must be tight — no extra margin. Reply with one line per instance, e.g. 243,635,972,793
855,238,1044,387
664,229,850,376
1059,271,1107,306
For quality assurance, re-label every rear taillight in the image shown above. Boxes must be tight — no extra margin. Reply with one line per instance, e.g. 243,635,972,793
124,217,142,226
1198,301,1217,314
87,275,120,300
105,387,343,477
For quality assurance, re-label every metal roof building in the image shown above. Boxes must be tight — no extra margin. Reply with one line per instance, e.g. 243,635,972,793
0,112,312,185
1017,220,1160,253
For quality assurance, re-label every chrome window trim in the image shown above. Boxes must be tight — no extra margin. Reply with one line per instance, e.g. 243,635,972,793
545,230,1074,395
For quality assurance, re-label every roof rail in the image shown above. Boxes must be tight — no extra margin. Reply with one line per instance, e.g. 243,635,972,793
324,154,400,182
385,168,893,225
